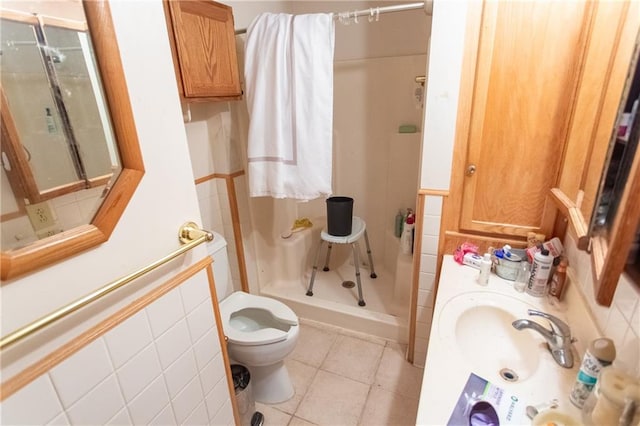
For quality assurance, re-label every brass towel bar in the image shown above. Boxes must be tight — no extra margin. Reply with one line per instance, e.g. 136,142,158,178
0,222,213,351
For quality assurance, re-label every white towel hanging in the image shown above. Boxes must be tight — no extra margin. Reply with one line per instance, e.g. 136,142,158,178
244,13,335,200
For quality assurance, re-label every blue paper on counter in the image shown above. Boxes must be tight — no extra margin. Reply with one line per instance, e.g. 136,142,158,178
447,373,527,425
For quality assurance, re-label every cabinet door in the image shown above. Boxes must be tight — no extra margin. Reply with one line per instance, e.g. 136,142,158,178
167,0,241,98
457,1,591,238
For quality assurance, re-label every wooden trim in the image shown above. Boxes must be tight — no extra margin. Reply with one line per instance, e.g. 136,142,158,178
595,122,640,306
194,170,245,185
0,9,87,31
0,210,24,223
194,171,249,293
580,1,635,223
226,176,249,293
441,231,527,254
0,9,39,25
557,1,626,201
418,189,450,197
443,1,483,240
40,16,87,32
1,90,42,204
407,193,426,364
0,257,213,400
549,188,590,250
205,264,241,426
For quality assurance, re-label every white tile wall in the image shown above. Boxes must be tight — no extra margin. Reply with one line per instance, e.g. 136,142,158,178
413,195,443,367
563,234,640,377
0,272,233,425
116,344,161,401
1,375,63,425
103,309,153,368
193,173,241,293
49,339,113,407
66,376,124,425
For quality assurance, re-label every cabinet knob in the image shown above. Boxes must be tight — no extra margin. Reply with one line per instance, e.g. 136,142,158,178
466,164,477,176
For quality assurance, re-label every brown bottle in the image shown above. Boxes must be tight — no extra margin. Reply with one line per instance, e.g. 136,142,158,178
549,257,568,300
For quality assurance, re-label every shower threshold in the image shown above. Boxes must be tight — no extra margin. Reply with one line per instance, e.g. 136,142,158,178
260,264,409,343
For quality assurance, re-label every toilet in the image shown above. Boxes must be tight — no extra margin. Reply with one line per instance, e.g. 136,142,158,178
207,232,299,404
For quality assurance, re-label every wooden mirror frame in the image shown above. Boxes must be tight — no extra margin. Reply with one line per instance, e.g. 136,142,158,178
551,1,639,306
0,0,144,281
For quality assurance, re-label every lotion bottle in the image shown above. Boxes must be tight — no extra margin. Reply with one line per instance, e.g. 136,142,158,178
478,253,492,286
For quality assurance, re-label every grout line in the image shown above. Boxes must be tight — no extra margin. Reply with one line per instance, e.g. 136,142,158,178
145,309,179,425
44,372,69,425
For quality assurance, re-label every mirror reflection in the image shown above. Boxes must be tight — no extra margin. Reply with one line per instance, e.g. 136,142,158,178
1,2,121,250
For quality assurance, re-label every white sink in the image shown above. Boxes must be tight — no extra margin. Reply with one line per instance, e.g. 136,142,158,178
438,291,543,383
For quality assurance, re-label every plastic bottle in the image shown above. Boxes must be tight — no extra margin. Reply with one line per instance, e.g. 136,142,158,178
478,253,492,286
45,108,57,133
549,257,568,300
570,338,616,409
526,248,553,297
581,366,640,426
513,262,530,293
400,209,415,255
394,210,403,238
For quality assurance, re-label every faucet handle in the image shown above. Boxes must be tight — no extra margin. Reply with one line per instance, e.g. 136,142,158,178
527,309,571,337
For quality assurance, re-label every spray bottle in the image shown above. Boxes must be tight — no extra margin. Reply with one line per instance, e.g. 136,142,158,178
400,208,415,255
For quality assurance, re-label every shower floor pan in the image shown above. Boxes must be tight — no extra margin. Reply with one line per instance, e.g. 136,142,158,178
260,263,409,343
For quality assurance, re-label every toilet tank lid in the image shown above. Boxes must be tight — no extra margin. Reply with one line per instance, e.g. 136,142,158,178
206,231,227,255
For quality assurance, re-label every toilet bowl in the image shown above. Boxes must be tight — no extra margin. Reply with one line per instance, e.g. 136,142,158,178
220,291,299,404
207,232,299,404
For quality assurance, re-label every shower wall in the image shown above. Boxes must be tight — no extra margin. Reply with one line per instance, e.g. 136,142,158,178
185,1,430,306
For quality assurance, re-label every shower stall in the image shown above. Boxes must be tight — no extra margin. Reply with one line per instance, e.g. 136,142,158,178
228,0,431,342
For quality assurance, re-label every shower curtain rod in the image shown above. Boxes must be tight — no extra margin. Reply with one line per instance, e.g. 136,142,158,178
234,2,427,35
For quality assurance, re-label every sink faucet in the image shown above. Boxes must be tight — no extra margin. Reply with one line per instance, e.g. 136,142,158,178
512,309,574,368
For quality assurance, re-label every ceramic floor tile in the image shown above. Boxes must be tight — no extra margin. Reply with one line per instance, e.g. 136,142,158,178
359,386,419,426
321,335,384,384
337,328,388,346
269,359,318,415
289,323,337,368
288,416,317,426
374,342,423,398
296,370,370,426
255,403,291,426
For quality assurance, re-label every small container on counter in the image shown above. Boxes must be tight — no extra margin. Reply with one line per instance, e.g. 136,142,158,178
548,257,568,301
526,248,553,297
513,262,530,293
570,338,616,408
477,253,492,286
581,366,640,426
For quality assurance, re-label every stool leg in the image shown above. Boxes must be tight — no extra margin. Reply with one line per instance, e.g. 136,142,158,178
307,240,325,297
322,243,333,271
351,242,366,307
363,229,377,279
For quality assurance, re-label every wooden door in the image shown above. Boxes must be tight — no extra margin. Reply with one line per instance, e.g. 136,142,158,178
166,0,241,99
457,1,592,238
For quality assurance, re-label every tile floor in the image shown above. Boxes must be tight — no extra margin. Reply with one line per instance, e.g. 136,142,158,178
253,319,424,426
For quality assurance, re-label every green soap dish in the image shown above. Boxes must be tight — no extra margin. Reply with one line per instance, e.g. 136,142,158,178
398,124,418,133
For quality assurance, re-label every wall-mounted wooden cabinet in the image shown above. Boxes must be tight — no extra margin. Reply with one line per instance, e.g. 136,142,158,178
442,0,639,306
164,0,242,101
447,1,593,242
445,1,636,246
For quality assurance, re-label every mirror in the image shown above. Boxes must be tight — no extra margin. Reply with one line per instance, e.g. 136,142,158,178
0,0,144,280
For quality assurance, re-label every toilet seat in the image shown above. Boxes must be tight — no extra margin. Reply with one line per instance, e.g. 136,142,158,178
220,292,298,346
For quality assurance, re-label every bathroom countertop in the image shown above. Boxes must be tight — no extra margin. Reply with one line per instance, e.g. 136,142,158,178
416,256,599,425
